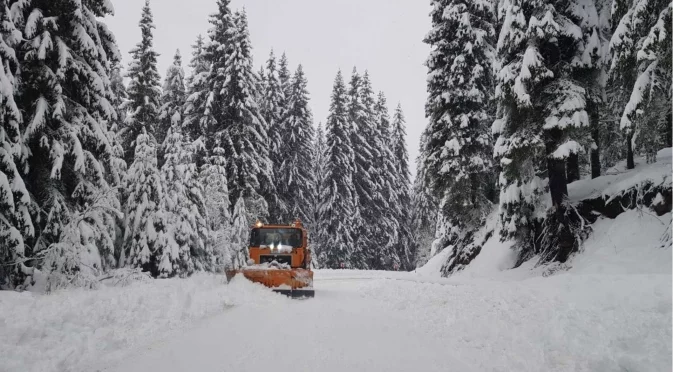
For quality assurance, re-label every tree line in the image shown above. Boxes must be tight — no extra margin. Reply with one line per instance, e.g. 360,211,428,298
0,0,415,289
415,0,671,273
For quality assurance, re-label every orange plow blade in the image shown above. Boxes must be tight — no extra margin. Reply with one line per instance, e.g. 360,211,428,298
226,267,314,298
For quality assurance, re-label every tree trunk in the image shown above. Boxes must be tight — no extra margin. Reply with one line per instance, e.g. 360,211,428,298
626,132,635,169
546,129,569,208
566,153,580,183
589,101,601,178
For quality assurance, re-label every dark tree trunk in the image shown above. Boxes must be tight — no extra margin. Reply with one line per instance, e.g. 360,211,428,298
589,101,601,178
566,153,580,183
546,129,569,208
626,132,635,169
664,108,672,148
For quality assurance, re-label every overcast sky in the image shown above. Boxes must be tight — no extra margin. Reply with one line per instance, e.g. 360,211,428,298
106,0,430,176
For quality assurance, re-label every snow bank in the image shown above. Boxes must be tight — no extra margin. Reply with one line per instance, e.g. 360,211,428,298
570,210,671,275
414,246,452,277
569,147,672,203
0,273,287,372
357,269,671,372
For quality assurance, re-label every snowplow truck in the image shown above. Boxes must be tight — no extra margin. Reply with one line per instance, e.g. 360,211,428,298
226,220,314,298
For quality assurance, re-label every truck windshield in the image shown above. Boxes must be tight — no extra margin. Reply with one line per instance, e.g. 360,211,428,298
250,228,303,248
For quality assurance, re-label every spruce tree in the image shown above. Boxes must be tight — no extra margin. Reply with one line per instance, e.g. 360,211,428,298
277,65,316,224
203,3,273,221
411,131,439,267
261,50,286,220
229,9,274,221
610,0,671,165
371,92,403,270
391,103,415,269
17,0,124,280
278,52,292,100
312,122,327,262
494,0,593,261
423,0,495,237
122,0,162,165
158,50,186,167
201,146,232,270
183,34,210,148
0,1,34,288
160,124,210,276
122,130,166,276
346,69,378,269
319,71,357,269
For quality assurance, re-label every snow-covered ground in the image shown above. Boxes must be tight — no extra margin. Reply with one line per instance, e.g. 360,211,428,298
2,207,669,372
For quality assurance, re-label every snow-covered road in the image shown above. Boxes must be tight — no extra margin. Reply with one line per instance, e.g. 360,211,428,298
2,211,670,372
102,272,474,372
100,265,671,372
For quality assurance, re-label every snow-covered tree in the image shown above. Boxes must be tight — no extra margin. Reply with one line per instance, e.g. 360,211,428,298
110,64,128,126
391,103,415,269
346,69,378,269
610,0,672,166
261,50,286,221
202,3,272,221
411,131,439,267
278,52,292,100
160,125,210,277
494,0,593,261
0,1,34,288
16,0,123,279
423,0,495,235
319,71,357,269
183,34,210,150
370,92,403,270
122,0,162,164
158,50,186,167
311,122,327,261
122,130,166,276
277,65,316,225
201,146,232,270
230,196,249,269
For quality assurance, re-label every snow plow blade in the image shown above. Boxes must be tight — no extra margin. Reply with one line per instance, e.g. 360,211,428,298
225,267,314,299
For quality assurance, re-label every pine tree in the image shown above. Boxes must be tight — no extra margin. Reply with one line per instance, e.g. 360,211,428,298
122,0,162,165
319,71,357,269
494,0,593,261
278,52,292,100
230,196,250,269
411,131,439,267
346,69,379,269
17,0,124,281
122,130,166,276
203,3,273,221
610,0,672,165
0,1,34,288
371,92,403,270
183,34,210,148
311,122,327,263
277,65,316,225
423,0,495,238
391,103,415,269
160,125,210,277
261,50,286,220
110,64,129,126
201,146,232,270
158,50,186,167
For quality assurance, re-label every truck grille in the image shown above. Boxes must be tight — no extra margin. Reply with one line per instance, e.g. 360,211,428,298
259,255,292,266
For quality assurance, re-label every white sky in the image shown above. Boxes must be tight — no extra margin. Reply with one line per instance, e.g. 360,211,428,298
106,0,430,176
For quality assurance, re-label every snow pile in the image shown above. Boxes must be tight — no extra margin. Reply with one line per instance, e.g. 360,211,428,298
367,210,671,371
0,273,287,372
569,147,671,203
357,265,671,372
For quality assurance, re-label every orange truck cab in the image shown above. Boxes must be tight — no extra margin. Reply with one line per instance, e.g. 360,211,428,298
227,220,314,298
